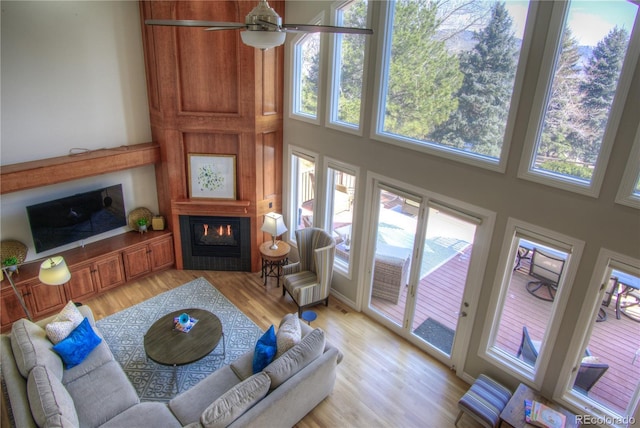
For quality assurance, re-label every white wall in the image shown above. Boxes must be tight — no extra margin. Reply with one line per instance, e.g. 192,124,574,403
0,1,156,260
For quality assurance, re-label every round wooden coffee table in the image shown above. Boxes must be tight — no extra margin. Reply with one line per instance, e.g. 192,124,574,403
144,308,224,366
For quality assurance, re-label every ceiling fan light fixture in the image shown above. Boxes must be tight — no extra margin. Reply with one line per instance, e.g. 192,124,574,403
241,30,286,50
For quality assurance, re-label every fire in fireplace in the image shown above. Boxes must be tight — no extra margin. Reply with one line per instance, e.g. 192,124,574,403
180,215,251,271
191,217,240,257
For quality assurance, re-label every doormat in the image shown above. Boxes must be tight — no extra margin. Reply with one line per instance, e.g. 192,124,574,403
413,317,455,355
95,277,263,402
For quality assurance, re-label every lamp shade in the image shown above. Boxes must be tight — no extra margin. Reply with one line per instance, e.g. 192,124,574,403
39,256,71,285
240,30,286,50
261,212,288,236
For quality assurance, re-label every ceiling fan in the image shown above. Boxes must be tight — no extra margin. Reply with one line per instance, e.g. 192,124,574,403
145,0,373,50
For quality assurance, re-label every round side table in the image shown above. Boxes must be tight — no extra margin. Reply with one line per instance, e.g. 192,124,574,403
259,241,290,287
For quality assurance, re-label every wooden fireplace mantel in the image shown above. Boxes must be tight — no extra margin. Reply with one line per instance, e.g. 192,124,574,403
171,199,251,216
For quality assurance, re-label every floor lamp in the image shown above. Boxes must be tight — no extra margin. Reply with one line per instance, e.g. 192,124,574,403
2,256,71,321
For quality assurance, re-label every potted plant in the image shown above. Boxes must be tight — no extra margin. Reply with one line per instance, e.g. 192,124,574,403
2,256,19,273
137,218,148,233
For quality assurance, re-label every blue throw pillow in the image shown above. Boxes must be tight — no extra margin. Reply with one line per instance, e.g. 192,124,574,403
252,325,277,374
52,317,102,369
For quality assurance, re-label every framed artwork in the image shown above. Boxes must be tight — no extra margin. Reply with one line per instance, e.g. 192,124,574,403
188,154,236,199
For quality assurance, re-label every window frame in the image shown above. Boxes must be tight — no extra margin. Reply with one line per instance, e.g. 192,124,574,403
370,0,538,173
616,124,640,209
286,145,319,245
289,13,325,125
554,248,640,424
479,218,584,389
323,157,360,278
518,1,640,198
326,0,371,135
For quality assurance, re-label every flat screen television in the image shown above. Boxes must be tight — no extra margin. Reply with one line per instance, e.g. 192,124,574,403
27,184,127,253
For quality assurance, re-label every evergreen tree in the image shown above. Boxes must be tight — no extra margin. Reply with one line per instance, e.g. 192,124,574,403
337,0,368,125
383,0,463,140
301,34,320,116
537,28,583,162
578,26,629,164
428,2,518,158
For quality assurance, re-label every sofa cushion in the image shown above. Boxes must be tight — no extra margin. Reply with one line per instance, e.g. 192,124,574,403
11,318,63,380
64,359,139,427
45,300,84,344
230,351,254,381
276,313,301,358
252,325,277,374
169,365,243,426
100,402,182,428
52,317,102,369
27,365,79,428
200,372,270,428
263,328,325,390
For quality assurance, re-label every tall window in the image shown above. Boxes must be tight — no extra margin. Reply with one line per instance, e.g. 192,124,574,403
329,0,368,131
324,160,357,275
376,0,531,170
289,151,316,242
292,31,321,120
616,125,640,209
482,219,583,386
520,0,639,196
560,251,640,424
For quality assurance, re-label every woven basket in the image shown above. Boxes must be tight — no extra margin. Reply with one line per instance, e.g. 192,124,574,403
128,207,153,231
1,240,28,266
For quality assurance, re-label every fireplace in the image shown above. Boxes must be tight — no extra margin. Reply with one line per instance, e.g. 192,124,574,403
179,215,251,271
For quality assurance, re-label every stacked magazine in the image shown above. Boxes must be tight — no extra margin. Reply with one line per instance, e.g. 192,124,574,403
173,315,199,333
524,399,566,428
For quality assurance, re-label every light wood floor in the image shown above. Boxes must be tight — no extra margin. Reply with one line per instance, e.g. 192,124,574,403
81,269,482,428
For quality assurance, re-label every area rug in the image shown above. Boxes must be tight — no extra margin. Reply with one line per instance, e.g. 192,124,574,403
413,317,455,355
95,277,263,402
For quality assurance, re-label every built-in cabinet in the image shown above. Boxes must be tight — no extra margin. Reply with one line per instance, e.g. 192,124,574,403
0,231,174,331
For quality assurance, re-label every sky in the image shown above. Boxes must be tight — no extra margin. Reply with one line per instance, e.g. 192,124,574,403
506,0,638,46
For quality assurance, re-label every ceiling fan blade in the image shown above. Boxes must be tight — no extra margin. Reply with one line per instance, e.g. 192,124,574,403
282,24,373,35
145,19,246,30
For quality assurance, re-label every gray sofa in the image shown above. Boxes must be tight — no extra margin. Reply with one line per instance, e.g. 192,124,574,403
1,306,342,428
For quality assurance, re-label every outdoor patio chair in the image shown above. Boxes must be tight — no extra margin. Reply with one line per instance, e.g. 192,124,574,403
526,248,565,302
574,362,609,395
283,227,335,317
516,326,538,365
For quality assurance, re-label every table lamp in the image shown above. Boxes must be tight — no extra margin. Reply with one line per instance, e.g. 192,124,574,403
2,256,71,320
261,212,288,250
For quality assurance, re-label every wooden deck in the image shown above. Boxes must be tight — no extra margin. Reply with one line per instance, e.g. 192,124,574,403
371,247,640,414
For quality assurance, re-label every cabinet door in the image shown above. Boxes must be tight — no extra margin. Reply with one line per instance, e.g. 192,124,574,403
122,245,152,280
94,254,125,291
65,263,98,302
149,237,175,271
1,285,31,331
29,279,66,319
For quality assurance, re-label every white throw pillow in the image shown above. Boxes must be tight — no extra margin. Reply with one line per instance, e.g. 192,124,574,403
45,301,83,344
275,313,301,359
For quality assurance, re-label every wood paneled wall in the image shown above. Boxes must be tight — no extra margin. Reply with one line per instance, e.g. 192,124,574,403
139,0,284,272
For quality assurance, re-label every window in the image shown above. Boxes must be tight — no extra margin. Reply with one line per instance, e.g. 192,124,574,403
616,124,640,209
481,219,584,386
324,159,358,275
292,28,321,122
375,0,532,170
558,250,639,425
519,0,639,196
289,149,316,243
328,0,368,132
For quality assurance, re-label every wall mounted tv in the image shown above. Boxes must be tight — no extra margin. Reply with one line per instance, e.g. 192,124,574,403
27,184,127,253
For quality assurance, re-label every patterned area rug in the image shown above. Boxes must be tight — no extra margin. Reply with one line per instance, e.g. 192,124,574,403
95,277,263,402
